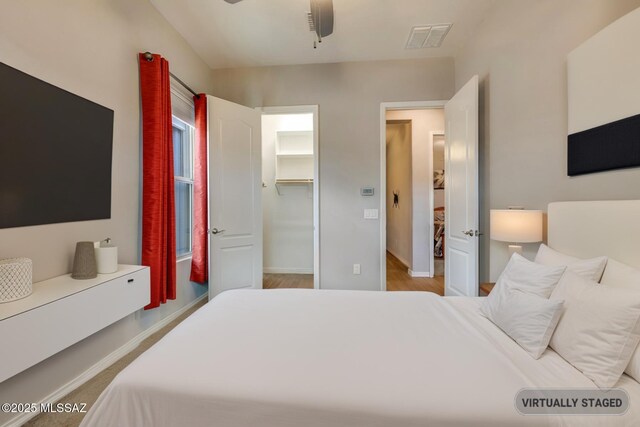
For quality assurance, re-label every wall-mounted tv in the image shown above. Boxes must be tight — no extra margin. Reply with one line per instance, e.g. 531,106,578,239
0,62,114,229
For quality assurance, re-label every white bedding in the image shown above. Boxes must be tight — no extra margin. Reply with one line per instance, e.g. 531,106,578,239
81,290,640,426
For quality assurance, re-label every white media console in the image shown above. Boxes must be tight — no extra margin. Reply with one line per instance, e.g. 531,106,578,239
0,265,150,383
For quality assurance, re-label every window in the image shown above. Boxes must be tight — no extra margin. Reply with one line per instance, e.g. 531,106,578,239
170,76,196,259
173,116,194,258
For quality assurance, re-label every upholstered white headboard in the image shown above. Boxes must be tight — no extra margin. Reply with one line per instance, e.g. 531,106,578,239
548,201,640,270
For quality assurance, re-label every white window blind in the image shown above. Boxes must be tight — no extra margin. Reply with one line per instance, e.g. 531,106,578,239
170,76,195,127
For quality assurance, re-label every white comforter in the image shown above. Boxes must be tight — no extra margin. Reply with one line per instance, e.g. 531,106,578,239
81,290,640,426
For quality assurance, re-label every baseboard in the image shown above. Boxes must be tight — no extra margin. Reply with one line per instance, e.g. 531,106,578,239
264,267,313,274
408,270,433,278
1,293,208,427
386,249,411,270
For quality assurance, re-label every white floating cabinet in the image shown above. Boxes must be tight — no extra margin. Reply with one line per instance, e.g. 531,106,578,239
0,265,150,383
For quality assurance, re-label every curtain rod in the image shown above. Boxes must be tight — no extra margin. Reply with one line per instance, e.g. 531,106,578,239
142,52,200,98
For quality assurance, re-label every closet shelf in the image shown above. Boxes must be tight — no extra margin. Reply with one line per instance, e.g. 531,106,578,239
276,179,313,183
276,153,314,158
274,128,314,194
274,179,313,195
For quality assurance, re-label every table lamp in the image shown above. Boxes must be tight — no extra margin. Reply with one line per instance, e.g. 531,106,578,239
490,209,543,256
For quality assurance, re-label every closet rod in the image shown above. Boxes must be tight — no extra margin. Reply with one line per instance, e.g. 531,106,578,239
142,52,200,98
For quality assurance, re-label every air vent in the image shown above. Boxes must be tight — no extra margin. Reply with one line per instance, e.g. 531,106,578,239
405,24,452,49
406,27,431,49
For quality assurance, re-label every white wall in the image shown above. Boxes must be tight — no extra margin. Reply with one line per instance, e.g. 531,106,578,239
210,58,454,290
454,0,640,281
0,0,212,423
385,122,412,267
262,114,314,274
386,109,445,275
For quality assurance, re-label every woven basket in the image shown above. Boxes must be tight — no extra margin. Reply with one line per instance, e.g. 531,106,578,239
0,258,33,303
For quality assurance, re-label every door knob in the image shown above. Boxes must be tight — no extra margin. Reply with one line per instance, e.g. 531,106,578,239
210,228,225,235
462,230,474,236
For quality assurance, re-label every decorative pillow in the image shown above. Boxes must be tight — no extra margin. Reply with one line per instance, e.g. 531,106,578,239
599,259,640,382
483,253,566,304
480,253,566,357
600,258,640,289
535,244,607,282
550,271,640,388
483,289,564,359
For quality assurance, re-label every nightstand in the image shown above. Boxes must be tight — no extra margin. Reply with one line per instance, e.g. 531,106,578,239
479,282,495,296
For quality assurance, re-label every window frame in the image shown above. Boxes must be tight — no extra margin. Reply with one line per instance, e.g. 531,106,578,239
172,115,195,260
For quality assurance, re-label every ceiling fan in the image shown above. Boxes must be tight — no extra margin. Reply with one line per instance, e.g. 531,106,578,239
223,0,334,45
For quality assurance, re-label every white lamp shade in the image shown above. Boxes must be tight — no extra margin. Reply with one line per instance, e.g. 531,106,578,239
490,209,543,243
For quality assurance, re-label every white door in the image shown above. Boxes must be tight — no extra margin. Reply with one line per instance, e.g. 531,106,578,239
444,76,479,296
208,95,262,299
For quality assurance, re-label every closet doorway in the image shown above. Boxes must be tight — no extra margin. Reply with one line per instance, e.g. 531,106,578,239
260,106,319,290
382,103,446,294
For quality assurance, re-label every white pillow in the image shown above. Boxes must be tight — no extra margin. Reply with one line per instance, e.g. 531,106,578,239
481,253,565,357
482,289,564,359
550,271,640,388
484,252,566,303
599,259,640,382
535,244,607,282
600,258,640,289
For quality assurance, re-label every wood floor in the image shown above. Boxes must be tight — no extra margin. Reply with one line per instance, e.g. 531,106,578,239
386,251,444,294
263,252,444,295
263,273,313,289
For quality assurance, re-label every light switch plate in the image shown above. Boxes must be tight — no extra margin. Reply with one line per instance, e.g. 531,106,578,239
364,209,379,219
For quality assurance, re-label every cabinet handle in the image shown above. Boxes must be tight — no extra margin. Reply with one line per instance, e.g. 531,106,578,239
127,279,134,283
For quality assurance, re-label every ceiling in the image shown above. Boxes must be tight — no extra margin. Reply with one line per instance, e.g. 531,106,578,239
151,0,496,70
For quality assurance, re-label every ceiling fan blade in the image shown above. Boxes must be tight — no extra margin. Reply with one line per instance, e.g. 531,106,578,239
310,0,334,38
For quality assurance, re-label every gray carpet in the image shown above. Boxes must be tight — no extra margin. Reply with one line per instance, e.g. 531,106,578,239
24,299,207,427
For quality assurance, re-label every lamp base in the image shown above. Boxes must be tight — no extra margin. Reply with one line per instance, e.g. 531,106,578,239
508,245,523,256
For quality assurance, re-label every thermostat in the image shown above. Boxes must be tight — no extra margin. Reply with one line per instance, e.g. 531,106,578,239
361,187,374,196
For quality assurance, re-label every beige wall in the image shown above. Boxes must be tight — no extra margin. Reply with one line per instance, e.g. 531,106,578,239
210,57,454,289
454,0,640,281
0,0,211,422
385,122,412,267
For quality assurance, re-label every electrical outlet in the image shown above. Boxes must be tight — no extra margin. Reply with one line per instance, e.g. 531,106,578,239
353,264,361,275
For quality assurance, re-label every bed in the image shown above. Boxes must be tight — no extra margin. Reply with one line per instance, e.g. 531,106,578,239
81,201,640,426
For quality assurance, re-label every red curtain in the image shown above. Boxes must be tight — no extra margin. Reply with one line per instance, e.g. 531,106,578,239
190,95,208,284
139,52,176,309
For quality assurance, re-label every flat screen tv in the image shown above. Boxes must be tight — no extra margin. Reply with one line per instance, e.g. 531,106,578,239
0,62,114,229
